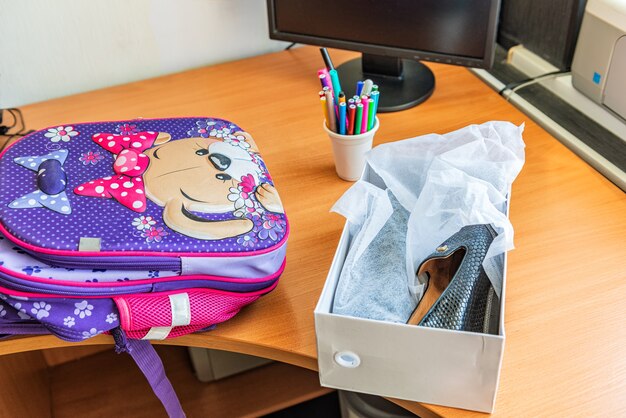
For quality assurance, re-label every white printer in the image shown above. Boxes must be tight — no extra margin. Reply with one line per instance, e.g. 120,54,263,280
572,0,626,121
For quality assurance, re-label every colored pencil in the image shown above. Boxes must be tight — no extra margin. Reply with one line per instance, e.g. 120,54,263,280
317,68,329,77
337,92,346,121
321,96,330,128
361,97,369,134
367,98,375,130
318,69,334,97
320,48,335,71
361,95,369,107
318,73,332,91
356,81,364,96
362,79,374,96
329,70,342,104
347,104,356,135
317,68,330,80
339,102,347,135
355,104,363,135
325,90,337,132
370,91,380,128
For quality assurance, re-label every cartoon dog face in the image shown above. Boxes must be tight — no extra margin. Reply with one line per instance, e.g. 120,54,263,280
142,131,283,241
143,133,259,213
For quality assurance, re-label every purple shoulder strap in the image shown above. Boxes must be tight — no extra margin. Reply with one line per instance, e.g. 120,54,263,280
128,340,185,418
125,338,186,418
114,328,187,418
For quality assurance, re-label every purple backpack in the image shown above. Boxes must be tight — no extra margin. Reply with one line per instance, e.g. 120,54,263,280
0,118,289,416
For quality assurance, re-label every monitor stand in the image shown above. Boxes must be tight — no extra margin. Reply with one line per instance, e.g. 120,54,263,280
336,53,435,112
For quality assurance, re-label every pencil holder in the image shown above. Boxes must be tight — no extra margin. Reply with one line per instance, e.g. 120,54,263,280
324,117,379,181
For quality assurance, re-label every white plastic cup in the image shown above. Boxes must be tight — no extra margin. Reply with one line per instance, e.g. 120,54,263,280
323,117,379,181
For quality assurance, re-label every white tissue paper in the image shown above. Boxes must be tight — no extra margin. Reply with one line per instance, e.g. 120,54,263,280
332,121,525,302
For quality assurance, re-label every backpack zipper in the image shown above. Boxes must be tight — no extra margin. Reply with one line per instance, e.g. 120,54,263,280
25,251,181,271
0,269,281,297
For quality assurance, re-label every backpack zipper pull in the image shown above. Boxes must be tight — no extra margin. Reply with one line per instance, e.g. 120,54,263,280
111,327,131,354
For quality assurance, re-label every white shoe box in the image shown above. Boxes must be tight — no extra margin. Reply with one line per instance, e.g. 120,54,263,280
314,166,507,413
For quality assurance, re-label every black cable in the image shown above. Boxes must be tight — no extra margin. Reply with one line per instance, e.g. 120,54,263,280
284,42,296,50
0,108,18,135
0,108,35,149
498,69,570,96
7,108,24,134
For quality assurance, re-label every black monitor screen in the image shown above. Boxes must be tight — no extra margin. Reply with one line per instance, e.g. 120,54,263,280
272,0,493,60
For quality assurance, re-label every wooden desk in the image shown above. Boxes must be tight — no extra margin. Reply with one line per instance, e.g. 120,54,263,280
2,46,625,417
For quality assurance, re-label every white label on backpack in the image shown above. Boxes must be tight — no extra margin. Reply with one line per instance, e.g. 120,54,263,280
169,293,191,327
142,293,191,340
143,327,172,340
78,237,101,251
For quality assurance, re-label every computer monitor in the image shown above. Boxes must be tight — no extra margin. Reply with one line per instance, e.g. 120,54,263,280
267,0,501,112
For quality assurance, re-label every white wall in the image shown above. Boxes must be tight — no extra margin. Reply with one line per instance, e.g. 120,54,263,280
0,0,289,107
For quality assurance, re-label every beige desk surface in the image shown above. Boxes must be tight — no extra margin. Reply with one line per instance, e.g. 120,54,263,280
1,46,625,417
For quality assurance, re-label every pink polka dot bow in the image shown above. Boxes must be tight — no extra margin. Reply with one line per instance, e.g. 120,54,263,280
74,132,159,212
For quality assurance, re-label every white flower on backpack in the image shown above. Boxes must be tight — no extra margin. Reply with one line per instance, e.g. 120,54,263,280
14,303,32,320
74,300,94,319
132,215,156,231
44,126,79,143
0,306,6,317
30,301,51,320
208,127,232,139
105,313,118,324
82,328,101,339
222,133,251,150
63,316,75,328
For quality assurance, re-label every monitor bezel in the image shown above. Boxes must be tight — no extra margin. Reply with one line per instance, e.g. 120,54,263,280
266,0,501,69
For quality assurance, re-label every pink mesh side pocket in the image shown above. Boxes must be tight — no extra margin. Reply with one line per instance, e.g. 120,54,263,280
114,288,261,336
124,324,212,340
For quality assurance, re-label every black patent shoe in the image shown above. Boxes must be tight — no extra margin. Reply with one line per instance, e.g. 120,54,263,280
407,224,500,334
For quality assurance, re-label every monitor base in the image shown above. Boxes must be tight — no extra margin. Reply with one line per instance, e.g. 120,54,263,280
336,57,435,112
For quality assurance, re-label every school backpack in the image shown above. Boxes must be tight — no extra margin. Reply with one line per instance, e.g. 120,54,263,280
0,117,289,417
